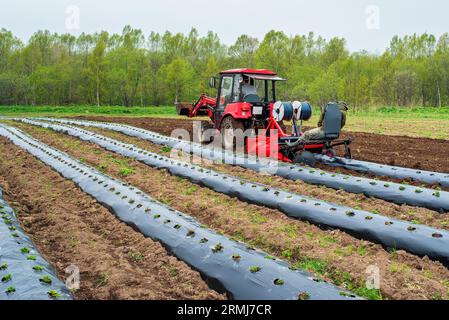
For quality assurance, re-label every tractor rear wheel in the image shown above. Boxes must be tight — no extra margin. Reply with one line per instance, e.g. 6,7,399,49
221,116,245,149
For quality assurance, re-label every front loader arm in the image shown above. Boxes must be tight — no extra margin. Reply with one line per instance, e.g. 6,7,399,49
188,94,216,118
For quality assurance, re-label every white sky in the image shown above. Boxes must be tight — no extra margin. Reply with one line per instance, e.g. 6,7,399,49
1,0,448,53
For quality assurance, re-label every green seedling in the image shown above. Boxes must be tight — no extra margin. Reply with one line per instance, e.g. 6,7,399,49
27,255,37,261
199,238,208,244
47,290,61,299
345,211,355,217
264,255,276,260
153,214,161,219
212,243,223,253
249,266,261,273
1,274,12,282
119,167,135,177
399,186,406,191
415,189,423,194
433,191,441,198
0,263,8,270
6,286,15,294
33,265,45,272
274,279,284,286
21,247,30,254
40,276,52,285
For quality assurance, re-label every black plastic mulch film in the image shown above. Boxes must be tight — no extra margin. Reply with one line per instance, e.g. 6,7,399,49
0,188,71,300
314,154,449,188
0,123,358,300
20,119,449,267
35,118,449,213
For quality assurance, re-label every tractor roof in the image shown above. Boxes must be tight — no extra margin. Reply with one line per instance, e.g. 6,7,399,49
220,68,276,76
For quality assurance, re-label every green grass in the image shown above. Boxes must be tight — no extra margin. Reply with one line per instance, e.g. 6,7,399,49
0,105,178,117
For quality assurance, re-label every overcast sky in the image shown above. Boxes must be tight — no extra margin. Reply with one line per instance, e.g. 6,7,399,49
1,0,448,53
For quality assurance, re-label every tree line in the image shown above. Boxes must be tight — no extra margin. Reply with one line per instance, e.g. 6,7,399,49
0,26,448,109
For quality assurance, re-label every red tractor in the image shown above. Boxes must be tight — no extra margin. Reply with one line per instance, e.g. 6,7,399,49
176,68,351,165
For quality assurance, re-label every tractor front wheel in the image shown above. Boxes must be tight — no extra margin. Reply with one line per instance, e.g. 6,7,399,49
221,116,245,149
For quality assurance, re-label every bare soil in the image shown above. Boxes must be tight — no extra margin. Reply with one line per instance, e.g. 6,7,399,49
14,122,449,300
0,137,223,300
74,116,449,174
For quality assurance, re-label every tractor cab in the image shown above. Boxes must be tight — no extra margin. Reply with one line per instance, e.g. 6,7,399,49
176,68,352,165
212,69,286,132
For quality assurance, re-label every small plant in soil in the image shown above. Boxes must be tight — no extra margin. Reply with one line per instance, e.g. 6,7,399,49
1,274,12,282
127,251,144,262
33,265,45,272
212,243,223,253
27,255,37,261
199,238,208,244
433,191,441,198
119,167,135,177
415,189,423,194
399,186,406,191
47,290,61,299
298,292,310,300
249,266,261,273
345,211,355,217
385,221,394,226
6,286,15,294
153,214,161,219
40,275,52,285
21,247,30,254
0,263,8,270
274,279,284,286
264,255,276,260
186,230,195,237
407,226,417,232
